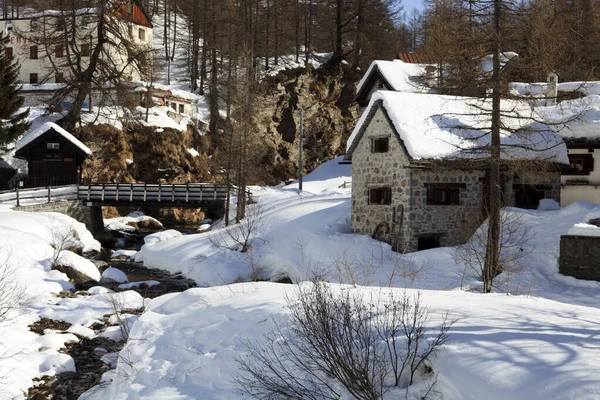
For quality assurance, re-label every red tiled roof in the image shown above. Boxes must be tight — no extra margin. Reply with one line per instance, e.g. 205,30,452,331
396,52,435,64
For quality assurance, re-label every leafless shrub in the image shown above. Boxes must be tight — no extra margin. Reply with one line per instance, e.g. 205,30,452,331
211,204,266,253
107,293,144,341
453,209,533,293
46,216,81,268
0,251,29,325
235,283,454,399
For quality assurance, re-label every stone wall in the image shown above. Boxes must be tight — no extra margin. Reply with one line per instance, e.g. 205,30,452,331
13,200,92,228
559,235,600,280
351,107,411,249
408,169,485,251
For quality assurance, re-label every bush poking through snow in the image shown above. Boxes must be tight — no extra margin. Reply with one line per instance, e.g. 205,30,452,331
235,283,454,399
453,210,533,294
211,204,265,253
0,253,29,324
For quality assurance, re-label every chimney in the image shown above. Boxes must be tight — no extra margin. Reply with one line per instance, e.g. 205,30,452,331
425,65,437,89
546,71,558,106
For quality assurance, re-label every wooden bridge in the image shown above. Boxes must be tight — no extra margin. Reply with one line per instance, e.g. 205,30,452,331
1,182,236,236
78,183,229,207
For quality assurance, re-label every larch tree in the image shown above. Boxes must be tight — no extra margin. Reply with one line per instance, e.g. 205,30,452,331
420,0,572,292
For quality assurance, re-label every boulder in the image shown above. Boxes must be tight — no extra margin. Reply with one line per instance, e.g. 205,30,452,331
100,267,129,284
54,265,97,285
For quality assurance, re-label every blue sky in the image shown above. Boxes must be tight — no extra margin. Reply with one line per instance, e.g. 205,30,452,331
402,0,425,14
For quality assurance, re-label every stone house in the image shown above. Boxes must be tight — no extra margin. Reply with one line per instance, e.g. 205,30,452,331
346,91,567,252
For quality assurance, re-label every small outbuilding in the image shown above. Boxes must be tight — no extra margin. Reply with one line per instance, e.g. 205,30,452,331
15,122,92,188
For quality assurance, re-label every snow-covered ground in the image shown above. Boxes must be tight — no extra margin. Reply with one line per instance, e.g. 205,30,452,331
134,157,600,308
78,156,600,399
83,282,600,400
3,156,600,398
0,208,146,399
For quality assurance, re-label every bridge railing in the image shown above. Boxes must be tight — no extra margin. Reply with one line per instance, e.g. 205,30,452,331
0,184,79,206
78,183,229,204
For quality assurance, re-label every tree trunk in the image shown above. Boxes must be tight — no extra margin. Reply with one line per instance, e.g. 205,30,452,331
483,0,503,293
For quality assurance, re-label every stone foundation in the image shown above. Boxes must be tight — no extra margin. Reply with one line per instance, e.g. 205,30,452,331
559,235,600,281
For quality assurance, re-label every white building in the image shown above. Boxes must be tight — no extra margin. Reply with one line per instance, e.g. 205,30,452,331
514,78,600,206
0,0,152,85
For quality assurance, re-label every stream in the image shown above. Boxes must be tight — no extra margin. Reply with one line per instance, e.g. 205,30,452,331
27,224,199,400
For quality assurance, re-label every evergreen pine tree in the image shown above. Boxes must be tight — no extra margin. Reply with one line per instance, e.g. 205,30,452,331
0,32,30,149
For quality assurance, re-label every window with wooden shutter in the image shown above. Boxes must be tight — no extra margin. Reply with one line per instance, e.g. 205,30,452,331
30,46,38,59
5,47,13,58
425,183,465,205
369,187,392,205
81,43,90,57
29,73,38,84
565,154,594,175
371,137,389,153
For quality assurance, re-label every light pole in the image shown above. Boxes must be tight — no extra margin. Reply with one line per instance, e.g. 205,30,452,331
298,108,303,191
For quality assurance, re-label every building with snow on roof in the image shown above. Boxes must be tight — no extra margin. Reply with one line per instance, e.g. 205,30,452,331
15,122,91,187
346,91,568,252
534,91,600,206
0,0,152,87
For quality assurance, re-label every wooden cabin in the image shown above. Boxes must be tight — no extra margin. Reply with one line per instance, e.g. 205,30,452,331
15,122,91,188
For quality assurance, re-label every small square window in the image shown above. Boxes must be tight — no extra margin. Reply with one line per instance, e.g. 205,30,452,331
47,142,60,150
81,43,90,57
29,73,38,84
6,23,13,31
371,137,389,153
171,102,177,110
30,46,38,59
55,45,64,58
179,104,184,113
426,183,465,206
566,154,594,175
56,72,64,83
369,187,392,205
30,20,39,31
138,28,145,41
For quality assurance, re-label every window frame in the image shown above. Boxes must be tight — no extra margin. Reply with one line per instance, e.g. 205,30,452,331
179,104,185,114
368,187,392,205
30,45,38,59
138,28,145,41
29,73,38,84
565,153,594,176
5,47,13,59
425,183,465,206
371,137,389,153
80,43,90,57
55,45,64,58
47,142,60,150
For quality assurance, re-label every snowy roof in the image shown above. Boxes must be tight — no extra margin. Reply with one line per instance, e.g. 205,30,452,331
510,81,600,98
16,122,92,155
347,91,568,164
535,95,600,141
356,60,433,97
479,52,519,74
